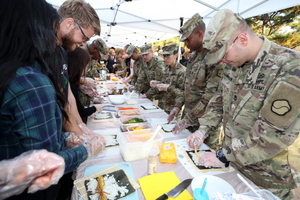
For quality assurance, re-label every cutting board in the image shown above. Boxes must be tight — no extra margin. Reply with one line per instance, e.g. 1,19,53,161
138,171,193,200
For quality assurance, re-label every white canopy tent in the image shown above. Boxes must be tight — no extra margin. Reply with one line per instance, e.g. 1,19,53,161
47,0,300,48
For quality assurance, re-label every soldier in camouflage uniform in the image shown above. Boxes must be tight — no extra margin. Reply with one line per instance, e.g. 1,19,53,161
125,45,144,86
80,38,109,107
114,48,128,78
169,13,224,150
152,43,186,114
134,44,165,100
195,9,300,199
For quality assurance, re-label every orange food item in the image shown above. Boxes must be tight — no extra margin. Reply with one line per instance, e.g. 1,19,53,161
159,143,177,163
111,78,119,81
118,107,136,110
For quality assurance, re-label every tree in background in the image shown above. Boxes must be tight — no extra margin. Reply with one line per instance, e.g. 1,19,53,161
246,5,300,50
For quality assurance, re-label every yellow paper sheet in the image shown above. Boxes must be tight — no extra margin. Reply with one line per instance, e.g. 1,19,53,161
138,171,193,200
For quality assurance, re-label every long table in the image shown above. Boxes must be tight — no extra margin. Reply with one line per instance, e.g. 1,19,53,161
71,95,299,200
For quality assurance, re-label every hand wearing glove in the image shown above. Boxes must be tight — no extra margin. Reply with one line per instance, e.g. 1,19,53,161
81,77,96,88
139,94,147,99
167,107,180,123
172,119,189,135
79,85,99,97
93,97,104,104
64,133,106,157
199,152,225,168
150,80,161,87
83,135,106,158
77,123,106,143
186,130,207,148
156,83,170,91
128,85,135,92
94,105,102,113
0,150,65,199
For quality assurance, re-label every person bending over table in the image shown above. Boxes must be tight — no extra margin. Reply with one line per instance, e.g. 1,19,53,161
188,9,300,200
151,43,186,114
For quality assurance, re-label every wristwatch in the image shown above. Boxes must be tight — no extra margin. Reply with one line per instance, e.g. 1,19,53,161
216,149,230,167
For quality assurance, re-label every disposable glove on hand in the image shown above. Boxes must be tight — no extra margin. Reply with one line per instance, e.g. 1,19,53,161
186,130,206,148
0,150,65,199
79,85,99,97
82,77,96,88
150,80,160,87
156,84,170,91
172,119,189,135
167,107,180,123
199,152,225,168
93,97,104,104
128,85,135,92
78,123,106,142
83,135,106,158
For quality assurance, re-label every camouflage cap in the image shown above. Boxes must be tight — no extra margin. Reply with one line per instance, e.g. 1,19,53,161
203,9,243,65
93,38,108,59
140,44,152,55
161,43,178,55
179,13,204,41
126,45,136,58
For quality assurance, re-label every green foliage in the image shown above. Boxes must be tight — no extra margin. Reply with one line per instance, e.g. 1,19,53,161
245,6,300,49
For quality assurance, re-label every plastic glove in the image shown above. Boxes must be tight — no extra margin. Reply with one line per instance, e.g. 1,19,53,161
82,77,96,88
139,94,147,99
0,150,65,199
128,85,135,92
172,119,189,135
186,130,206,148
83,135,106,158
78,123,106,141
79,85,99,97
199,152,225,168
167,107,180,123
93,97,104,104
150,80,161,87
65,133,106,158
94,105,102,113
156,84,170,91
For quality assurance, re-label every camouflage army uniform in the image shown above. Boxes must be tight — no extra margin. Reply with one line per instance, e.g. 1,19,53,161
131,55,143,86
155,62,186,113
201,36,300,199
135,55,165,100
182,49,224,148
114,60,127,78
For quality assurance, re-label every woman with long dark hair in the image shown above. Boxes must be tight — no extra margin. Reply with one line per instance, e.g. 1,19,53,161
0,0,102,199
68,47,102,123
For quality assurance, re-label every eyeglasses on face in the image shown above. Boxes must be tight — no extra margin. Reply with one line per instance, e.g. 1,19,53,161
76,23,90,42
222,36,238,61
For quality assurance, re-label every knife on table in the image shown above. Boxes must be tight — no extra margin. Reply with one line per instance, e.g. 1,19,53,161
156,178,193,200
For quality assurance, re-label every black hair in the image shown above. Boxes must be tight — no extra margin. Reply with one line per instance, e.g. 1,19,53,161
0,0,68,119
67,47,91,88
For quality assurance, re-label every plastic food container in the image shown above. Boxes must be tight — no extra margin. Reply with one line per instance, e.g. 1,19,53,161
117,107,141,117
120,115,149,124
120,123,152,132
117,130,163,162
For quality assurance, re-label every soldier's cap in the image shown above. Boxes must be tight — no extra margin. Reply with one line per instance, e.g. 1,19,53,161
93,38,109,58
161,43,178,55
126,45,137,58
203,9,243,65
140,44,152,55
179,13,204,42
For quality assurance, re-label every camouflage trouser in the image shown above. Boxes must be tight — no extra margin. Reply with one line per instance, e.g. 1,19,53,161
79,91,93,107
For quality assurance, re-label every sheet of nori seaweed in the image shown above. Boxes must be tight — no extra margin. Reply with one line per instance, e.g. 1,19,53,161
84,169,136,200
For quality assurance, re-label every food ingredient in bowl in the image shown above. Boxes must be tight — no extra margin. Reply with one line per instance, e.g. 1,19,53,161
124,118,145,124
